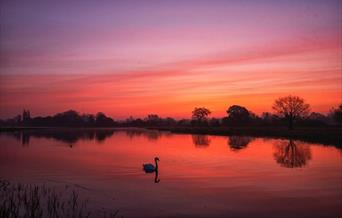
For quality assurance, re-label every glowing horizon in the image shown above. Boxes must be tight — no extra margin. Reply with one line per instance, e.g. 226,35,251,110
0,0,341,119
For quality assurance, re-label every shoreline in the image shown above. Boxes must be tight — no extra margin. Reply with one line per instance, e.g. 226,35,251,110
1,126,341,147
150,126,342,147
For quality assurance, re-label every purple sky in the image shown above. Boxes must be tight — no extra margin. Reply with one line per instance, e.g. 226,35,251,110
0,0,341,118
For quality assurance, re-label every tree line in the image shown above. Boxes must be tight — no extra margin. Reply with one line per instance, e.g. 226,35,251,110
0,95,341,129
0,110,116,127
192,95,341,129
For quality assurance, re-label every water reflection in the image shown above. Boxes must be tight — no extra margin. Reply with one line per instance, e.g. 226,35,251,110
228,136,254,151
126,129,143,139
125,129,164,141
192,134,211,148
22,132,30,145
0,129,341,218
154,170,160,183
0,129,115,145
0,128,173,147
273,139,312,168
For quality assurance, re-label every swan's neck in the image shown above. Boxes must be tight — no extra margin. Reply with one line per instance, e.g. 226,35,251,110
155,160,158,169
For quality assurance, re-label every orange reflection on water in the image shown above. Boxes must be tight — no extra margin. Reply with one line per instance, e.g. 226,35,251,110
0,129,341,217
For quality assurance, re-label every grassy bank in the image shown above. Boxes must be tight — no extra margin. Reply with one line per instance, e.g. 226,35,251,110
0,180,119,218
151,126,342,147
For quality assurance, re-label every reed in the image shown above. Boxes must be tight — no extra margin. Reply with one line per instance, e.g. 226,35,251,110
0,179,119,218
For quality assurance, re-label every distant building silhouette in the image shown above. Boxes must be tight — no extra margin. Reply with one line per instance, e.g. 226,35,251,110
22,109,31,123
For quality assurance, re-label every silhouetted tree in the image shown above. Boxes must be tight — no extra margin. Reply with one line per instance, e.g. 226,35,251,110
54,110,82,126
145,114,161,126
22,109,31,125
208,118,221,127
273,95,310,129
260,112,281,126
192,134,211,147
226,105,250,125
7,115,22,125
82,114,95,126
177,119,191,127
308,112,326,121
163,117,177,126
273,139,311,168
132,118,144,126
95,112,114,127
304,112,328,126
228,136,253,151
331,104,342,125
123,116,146,127
191,107,211,126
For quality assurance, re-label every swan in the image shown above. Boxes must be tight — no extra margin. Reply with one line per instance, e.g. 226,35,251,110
143,157,159,173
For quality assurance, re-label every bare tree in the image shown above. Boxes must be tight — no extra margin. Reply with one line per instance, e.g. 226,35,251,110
192,107,211,124
272,95,310,129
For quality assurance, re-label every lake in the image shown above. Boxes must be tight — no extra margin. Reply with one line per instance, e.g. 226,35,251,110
0,128,341,218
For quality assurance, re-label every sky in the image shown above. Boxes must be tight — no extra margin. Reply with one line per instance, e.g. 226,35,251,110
0,0,341,119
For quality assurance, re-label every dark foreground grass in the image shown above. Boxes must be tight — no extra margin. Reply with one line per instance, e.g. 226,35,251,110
152,126,342,147
0,180,119,218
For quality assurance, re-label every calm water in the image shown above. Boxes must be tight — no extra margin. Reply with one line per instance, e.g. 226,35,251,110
0,128,341,218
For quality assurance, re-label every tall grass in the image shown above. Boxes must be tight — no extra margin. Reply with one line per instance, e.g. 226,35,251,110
0,179,119,218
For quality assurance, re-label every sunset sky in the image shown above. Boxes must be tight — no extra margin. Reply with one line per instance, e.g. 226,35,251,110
0,0,341,119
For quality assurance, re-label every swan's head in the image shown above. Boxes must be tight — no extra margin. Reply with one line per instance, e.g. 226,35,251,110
154,157,160,162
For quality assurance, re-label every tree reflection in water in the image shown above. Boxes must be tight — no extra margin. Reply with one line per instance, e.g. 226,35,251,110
192,134,211,148
0,129,115,146
125,129,162,141
273,139,312,168
1,129,169,147
228,136,253,151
